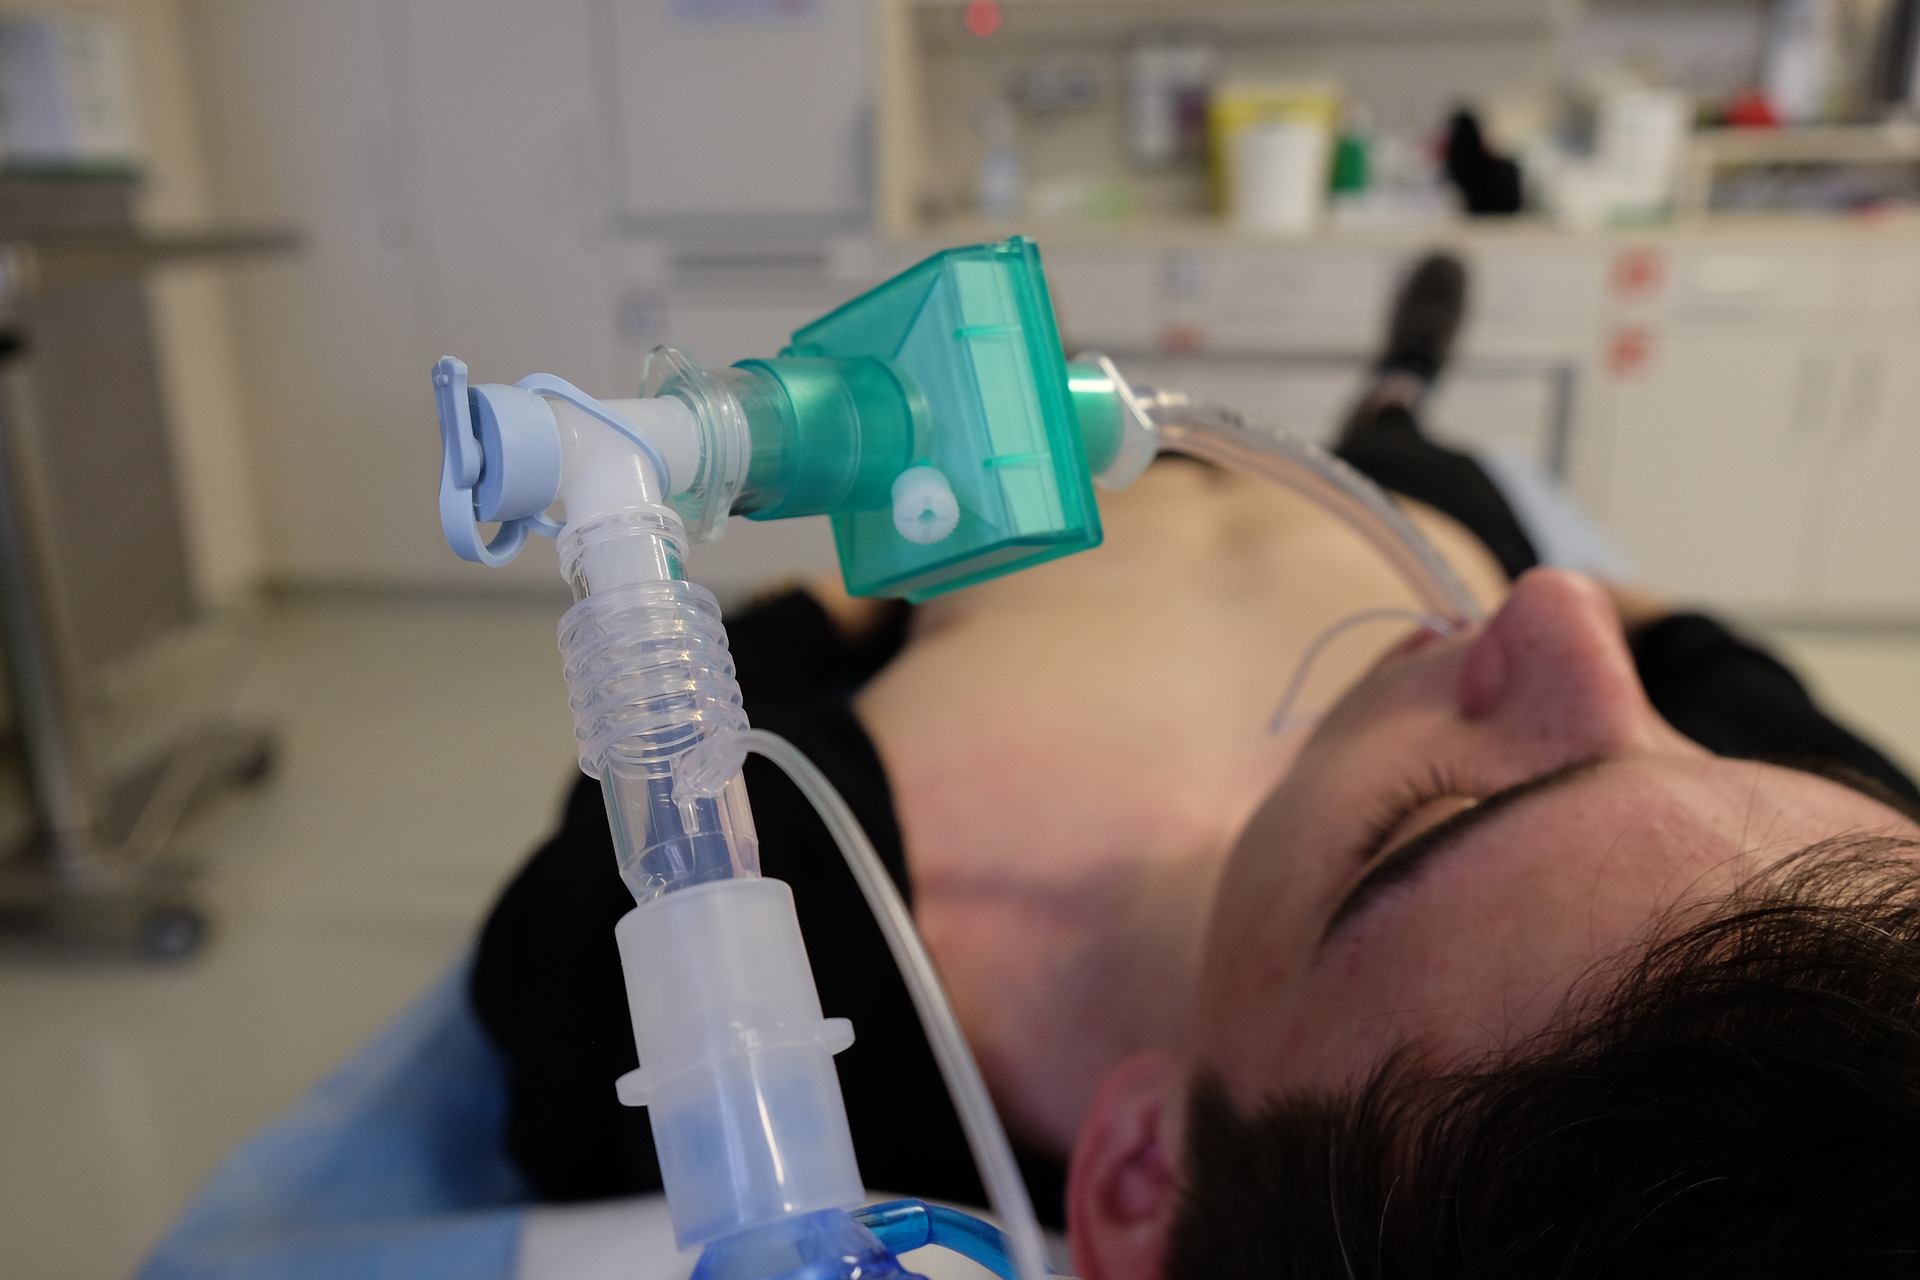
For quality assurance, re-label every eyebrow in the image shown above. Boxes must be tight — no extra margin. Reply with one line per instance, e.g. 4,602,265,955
1320,758,1608,947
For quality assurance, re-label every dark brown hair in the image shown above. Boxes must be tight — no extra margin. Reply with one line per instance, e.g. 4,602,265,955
1168,836,1920,1280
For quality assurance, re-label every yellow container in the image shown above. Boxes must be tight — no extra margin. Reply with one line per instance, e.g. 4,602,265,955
1208,81,1342,214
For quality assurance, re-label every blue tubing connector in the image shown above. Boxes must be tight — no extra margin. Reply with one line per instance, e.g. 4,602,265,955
854,1200,1031,1280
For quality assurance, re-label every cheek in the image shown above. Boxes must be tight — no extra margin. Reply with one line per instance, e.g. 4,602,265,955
1207,929,1472,1094
1207,791,1327,949
1311,931,1486,1063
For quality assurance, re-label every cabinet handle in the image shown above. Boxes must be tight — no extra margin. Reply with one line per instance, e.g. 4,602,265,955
365,125,412,251
1787,350,1834,445
1840,350,1886,448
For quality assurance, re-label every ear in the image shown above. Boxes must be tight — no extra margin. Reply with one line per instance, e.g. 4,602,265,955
1067,1052,1182,1280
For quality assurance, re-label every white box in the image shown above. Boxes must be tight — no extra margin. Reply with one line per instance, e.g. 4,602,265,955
0,13,140,171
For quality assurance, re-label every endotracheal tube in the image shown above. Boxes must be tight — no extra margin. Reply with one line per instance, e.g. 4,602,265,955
430,237,1481,1280
434,338,1057,1280
555,445,758,898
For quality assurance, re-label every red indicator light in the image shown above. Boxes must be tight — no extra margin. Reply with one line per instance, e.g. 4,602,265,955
963,0,1002,37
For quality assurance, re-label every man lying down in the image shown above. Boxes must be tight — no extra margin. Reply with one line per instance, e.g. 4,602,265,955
474,257,1920,1278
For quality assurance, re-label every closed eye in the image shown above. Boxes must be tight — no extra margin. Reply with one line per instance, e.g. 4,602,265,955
1321,759,1608,947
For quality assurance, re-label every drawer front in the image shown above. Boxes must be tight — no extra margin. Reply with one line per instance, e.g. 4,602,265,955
1662,244,1845,326
1196,246,1395,352
1042,248,1162,352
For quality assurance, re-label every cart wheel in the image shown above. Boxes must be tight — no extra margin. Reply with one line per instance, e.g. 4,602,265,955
140,905,207,960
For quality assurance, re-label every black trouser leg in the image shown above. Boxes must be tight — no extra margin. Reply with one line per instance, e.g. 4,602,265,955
1334,399,1540,582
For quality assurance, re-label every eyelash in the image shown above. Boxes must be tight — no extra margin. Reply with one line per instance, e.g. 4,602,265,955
1355,763,1481,863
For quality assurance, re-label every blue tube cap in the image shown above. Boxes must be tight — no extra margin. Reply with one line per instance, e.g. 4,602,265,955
470,383,562,523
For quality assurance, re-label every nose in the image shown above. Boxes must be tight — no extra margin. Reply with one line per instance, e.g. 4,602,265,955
1457,569,1667,759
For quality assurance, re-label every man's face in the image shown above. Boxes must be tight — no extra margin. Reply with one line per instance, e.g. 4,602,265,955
1069,569,1920,1280
1195,568,1920,1103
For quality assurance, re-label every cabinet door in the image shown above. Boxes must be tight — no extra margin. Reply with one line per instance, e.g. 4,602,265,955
1600,331,1837,608
185,0,480,585
595,0,871,230
403,0,618,383
1812,339,1920,613
1042,247,1160,353
1197,247,1394,353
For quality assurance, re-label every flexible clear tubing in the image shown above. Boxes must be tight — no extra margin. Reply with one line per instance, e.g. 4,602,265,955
1134,386,1485,625
557,506,760,901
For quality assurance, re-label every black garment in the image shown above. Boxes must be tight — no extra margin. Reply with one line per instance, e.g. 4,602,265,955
1633,612,1920,809
471,433,1919,1225
470,592,1069,1223
1335,399,1541,581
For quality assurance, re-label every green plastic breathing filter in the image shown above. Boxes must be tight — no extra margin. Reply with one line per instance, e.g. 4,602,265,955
729,238,1105,602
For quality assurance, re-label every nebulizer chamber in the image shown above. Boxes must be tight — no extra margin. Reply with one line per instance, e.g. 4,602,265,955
432,237,1479,1280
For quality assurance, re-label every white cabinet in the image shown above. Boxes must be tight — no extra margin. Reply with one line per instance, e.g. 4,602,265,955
1599,331,1839,606
1579,239,1879,612
192,0,890,595
1196,245,1396,352
1043,248,1161,352
595,0,872,231
402,0,619,391
1577,237,1920,618
1808,246,1920,614
1811,337,1920,612
185,0,501,587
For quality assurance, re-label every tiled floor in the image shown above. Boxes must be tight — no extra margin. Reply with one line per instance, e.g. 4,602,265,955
0,595,579,1280
1,596,1916,1280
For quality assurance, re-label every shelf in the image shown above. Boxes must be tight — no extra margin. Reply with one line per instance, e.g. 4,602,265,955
910,0,1576,50
1689,123,1920,167
3,226,302,289
897,208,1920,250
1678,124,1920,218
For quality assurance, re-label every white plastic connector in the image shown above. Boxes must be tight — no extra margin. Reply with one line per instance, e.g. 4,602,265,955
599,398,702,496
548,398,696,594
891,466,960,544
614,877,863,1248
1078,351,1160,491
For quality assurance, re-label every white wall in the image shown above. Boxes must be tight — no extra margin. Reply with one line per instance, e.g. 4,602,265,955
177,0,864,601
181,0,583,596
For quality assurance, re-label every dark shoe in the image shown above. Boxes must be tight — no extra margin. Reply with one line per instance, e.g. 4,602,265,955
1444,109,1525,216
1378,251,1468,384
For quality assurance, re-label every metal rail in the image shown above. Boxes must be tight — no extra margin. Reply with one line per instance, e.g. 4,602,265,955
0,227,297,959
